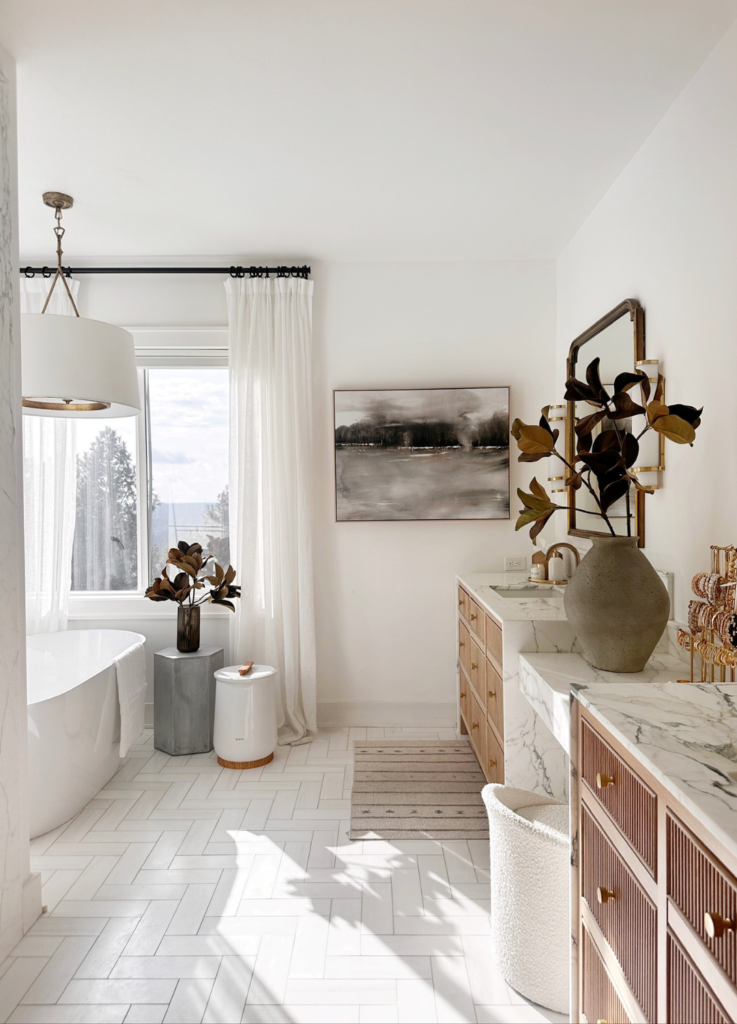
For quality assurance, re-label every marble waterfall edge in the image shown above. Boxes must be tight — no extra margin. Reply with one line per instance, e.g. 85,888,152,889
458,574,582,803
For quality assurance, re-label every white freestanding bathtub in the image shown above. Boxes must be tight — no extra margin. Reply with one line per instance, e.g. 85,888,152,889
27,629,145,838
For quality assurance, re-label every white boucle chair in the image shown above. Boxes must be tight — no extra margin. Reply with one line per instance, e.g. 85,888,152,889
482,783,570,1014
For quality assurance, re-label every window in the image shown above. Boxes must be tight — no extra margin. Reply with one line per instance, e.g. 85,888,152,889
71,362,230,594
72,417,139,591
147,367,230,579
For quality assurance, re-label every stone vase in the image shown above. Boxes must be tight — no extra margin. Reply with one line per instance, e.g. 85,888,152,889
563,536,669,672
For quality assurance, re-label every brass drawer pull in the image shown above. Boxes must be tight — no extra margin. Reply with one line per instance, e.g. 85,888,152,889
459,641,465,648
705,911,735,939
488,689,496,698
596,772,615,790
472,722,479,729
458,599,464,607
470,613,477,621
460,691,466,698
596,886,616,905
471,662,478,670
489,758,496,768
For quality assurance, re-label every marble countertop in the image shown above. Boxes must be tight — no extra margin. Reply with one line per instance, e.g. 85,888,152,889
520,651,737,863
458,572,567,624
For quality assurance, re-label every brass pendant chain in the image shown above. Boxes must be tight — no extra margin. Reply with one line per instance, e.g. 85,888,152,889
40,204,81,317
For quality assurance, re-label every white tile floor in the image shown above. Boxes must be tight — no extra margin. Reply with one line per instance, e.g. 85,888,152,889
0,728,567,1024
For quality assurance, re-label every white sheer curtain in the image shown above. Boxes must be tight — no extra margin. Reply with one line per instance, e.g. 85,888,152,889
21,278,78,634
226,277,316,744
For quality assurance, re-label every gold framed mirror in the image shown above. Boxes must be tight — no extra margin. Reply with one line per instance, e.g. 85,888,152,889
566,298,646,547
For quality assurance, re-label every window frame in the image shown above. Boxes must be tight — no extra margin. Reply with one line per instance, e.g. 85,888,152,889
68,327,229,616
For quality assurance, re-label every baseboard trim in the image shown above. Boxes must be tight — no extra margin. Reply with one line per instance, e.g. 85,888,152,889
145,702,154,729
317,701,456,727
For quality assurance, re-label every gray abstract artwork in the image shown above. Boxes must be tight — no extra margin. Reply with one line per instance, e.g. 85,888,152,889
334,387,510,521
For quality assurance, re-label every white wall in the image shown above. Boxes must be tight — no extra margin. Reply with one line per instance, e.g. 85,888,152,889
556,20,737,621
312,262,555,722
0,43,40,958
74,260,556,724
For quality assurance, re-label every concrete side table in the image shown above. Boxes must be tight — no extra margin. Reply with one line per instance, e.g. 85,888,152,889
154,645,224,755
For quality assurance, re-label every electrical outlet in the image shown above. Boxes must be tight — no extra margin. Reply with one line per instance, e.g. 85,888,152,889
505,556,526,572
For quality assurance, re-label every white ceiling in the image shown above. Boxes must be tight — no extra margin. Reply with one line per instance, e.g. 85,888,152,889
2,0,736,263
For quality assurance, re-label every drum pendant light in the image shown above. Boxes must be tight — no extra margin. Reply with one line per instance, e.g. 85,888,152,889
21,193,140,417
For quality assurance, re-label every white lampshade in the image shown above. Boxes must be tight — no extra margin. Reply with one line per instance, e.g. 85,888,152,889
21,313,140,417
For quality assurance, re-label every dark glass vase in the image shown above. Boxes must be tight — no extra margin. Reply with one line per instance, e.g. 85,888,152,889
177,604,201,653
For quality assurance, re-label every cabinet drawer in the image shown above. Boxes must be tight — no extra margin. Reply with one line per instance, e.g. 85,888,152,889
581,716,657,875
486,719,504,783
458,621,471,677
468,599,484,642
469,689,487,767
668,929,729,1024
582,924,631,1024
582,804,657,1022
459,678,469,727
469,637,485,698
486,658,504,739
668,811,737,990
485,612,503,669
458,586,469,622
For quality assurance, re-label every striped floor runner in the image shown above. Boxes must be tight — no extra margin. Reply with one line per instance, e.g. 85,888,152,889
350,739,489,840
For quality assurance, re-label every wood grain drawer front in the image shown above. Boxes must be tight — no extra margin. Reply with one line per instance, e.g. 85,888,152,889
469,638,485,697
486,658,504,739
667,811,737,989
459,621,471,677
581,717,657,875
582,804,657,1022
486,719,504,783
667,929,730,1024
469,690,487,767
485,613,503,669
459,679,469,726
458,586,469,621
468,599,484,642
583,923,631,1024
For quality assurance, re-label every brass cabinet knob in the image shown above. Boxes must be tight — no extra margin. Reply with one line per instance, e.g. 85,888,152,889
459,641,465,648
596,886,616,905
470,613,477,621
458,599,464,607
488,690,496,698
705,911,735,939
596,772,615,790
471,662,478,670
489,758,496,768
472,722,479,729
460,691,466,699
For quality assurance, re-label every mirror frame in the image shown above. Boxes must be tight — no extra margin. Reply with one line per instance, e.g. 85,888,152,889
565,298,646,547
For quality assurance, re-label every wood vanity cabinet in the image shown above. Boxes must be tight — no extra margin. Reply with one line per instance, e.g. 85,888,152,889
574,704,737,1023
457,584,503,783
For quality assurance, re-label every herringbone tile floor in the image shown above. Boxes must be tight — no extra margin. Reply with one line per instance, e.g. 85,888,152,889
0,728,565,1023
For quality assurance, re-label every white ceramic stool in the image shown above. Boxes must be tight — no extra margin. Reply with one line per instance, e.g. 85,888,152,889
213,664,277,769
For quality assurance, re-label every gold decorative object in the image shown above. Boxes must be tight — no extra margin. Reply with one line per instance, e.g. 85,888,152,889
677,545,737,683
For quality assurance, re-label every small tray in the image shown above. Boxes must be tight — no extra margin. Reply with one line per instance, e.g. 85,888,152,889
527,577,568,587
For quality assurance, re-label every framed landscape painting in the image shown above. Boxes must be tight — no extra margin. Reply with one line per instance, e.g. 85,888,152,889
334,387,510,522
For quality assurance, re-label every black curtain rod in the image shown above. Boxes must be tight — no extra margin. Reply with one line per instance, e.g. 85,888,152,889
21,264,311,279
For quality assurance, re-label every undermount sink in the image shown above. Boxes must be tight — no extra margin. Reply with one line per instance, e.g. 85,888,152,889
490,586,564,599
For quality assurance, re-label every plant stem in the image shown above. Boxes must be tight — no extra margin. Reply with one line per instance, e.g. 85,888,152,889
552,450,616,536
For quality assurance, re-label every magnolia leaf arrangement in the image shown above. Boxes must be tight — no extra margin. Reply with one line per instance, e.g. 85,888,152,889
512,357,703,541
144,541,241,611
